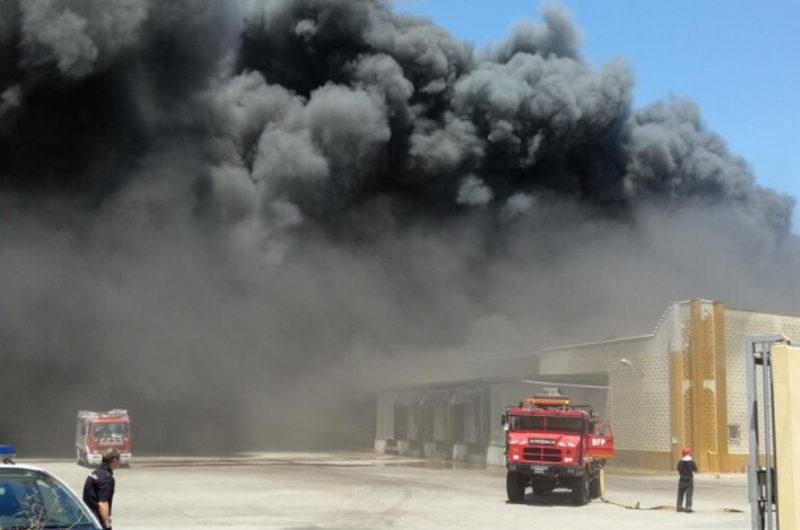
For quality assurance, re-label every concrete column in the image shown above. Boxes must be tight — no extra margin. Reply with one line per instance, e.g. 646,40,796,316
669,347,685,463
688,299,718,471
688,300,705,469
713,302,729,470
771,344,800,530
452,443,468,461
669,302,686,465
485,444,505,466
397,440,411,456
423,442,437,458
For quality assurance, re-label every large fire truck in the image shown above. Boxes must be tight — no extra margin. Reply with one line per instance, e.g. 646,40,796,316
502,389,614,505
75,410,132,467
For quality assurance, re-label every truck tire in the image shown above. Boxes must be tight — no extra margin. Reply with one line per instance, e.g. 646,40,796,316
506,472,527,503
589,468,605,499
589,475,600,499
572,474,590,505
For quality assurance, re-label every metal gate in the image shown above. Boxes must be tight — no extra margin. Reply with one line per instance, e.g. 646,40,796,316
746,334,790,530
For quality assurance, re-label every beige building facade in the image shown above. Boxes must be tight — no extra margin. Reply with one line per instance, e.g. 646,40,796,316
539,299,800,471
374,299,800,472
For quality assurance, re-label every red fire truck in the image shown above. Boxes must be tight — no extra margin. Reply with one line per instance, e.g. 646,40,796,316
502,389,613,505
75,410,132,467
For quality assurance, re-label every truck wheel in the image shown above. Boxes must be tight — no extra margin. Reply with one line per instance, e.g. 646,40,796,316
589,468,605,499
506,472,527,503
589,475,600,499
572,474,589,505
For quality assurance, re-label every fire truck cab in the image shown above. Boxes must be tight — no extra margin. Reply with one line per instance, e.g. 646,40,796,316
502,389,613,505
75,410,132,467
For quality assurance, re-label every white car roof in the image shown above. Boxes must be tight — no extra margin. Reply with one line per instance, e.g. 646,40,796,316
0,462,48,473
0,461,102,527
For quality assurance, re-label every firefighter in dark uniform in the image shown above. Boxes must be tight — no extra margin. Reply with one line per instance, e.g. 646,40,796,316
83,448,121,529
676,447,698,513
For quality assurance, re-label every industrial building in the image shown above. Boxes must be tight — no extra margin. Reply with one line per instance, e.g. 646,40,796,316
373,299,800,472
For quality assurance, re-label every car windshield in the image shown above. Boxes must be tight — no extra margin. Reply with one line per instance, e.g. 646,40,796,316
510,415,584,433
92,422,129,438
0,469,100,529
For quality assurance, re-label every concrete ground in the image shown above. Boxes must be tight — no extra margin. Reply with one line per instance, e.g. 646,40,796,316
34,452,750,529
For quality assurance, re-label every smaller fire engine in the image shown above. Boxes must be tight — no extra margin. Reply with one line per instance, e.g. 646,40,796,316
502,388,614,505
75,410,132,467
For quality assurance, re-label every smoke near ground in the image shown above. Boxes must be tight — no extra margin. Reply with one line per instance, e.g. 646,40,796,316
1,0,798,454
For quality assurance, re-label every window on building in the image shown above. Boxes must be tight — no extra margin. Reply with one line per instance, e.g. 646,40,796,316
728,423,741,443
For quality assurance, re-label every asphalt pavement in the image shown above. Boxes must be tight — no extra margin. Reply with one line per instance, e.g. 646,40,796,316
31,452,751,529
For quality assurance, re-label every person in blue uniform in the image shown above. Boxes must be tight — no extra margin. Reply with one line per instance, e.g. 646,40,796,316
82,448,120,529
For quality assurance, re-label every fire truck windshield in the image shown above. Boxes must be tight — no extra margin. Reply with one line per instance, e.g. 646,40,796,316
510,416,584,433
91,423,129,438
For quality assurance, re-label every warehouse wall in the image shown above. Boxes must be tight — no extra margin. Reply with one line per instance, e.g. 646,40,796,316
374,300,800,473
723,309,800,470
539,304,677,469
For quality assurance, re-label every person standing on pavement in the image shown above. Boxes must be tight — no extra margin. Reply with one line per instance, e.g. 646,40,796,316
676,447,698,513
83,447,120,529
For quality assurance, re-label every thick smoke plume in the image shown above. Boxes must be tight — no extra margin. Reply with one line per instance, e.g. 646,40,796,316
1,0,798,454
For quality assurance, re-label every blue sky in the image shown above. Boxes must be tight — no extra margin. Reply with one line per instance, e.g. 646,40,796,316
394,0,800,226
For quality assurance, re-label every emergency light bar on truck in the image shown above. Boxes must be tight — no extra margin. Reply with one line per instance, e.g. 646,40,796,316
77,409,129,419
525,397,571,408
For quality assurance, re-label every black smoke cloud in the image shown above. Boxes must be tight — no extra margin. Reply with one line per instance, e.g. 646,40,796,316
0,0,798,454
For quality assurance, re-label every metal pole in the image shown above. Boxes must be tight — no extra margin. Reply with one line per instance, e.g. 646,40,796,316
763,346,775,530
747,339,760,530
746,335,789,530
